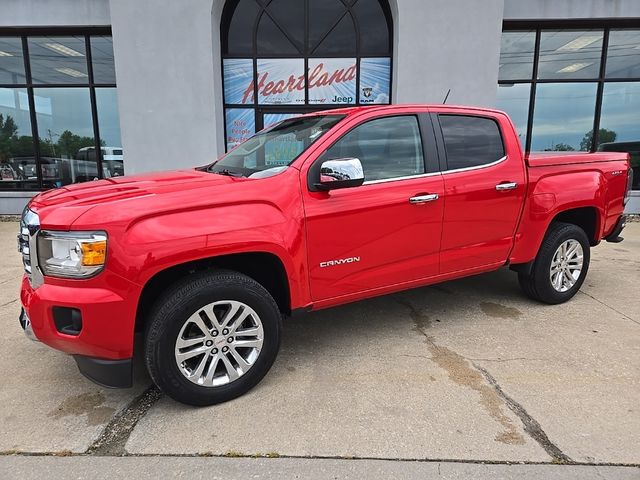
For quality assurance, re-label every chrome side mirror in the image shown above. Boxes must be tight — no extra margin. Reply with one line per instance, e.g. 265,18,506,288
316,157,365,191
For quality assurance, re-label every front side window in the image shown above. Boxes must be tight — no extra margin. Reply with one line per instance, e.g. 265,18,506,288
321,116,425,182
210,115,342,177
439,115,505,171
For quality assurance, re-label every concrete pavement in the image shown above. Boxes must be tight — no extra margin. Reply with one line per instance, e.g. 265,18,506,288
1,456,639,480
0,219,639,474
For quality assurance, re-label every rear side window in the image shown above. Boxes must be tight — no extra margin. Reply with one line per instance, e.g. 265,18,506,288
322,115,425,182
439,115,505,171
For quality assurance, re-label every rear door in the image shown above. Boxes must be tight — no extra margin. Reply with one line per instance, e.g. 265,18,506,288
434,111,526,273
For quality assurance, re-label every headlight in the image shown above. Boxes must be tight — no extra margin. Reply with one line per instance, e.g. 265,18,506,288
37,231,107,278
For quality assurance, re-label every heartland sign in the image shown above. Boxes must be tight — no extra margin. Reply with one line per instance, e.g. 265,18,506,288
223,57,391,106
245,58,358,105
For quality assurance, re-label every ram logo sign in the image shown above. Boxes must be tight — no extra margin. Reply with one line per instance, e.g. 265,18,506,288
320,257,361,268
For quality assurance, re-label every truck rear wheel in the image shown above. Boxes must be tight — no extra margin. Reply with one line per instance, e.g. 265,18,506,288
518,222,590,305
144,270,281,406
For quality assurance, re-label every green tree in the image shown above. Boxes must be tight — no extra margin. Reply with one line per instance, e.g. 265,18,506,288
39,130,96,158
544,143,575,152
0,113,19,161
580,128,617,151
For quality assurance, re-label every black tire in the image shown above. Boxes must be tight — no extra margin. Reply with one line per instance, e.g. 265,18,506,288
144,270,282,406
518,222,590,305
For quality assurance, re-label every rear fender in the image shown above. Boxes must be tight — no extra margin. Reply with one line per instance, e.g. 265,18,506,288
509,171,605,264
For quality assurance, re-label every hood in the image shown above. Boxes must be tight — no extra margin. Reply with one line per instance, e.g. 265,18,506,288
29,168,290,229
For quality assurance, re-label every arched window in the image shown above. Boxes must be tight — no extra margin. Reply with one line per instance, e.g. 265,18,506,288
221,0,393,149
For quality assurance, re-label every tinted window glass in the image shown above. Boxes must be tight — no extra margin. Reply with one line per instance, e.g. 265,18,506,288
33,88,96,188
266,0,305,53
313,15,356,56
537,30,603,80
257,15,300,55
95,87,124,177
0,88,37,190
499,31,535,81
322,116,424,182
28,36,89,84
308,0,346,52
224,0,260,55
606,29,640,79
496,83,530,148
440,115,505,170
530,82,597,151
0,38,27,84
353,0,390,54
90,36,116,84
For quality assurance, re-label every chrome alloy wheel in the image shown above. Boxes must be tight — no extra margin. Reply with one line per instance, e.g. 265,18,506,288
549,239,584,293
174,300,264,387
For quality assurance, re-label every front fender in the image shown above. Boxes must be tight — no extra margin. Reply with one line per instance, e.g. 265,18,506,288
104,201,309,309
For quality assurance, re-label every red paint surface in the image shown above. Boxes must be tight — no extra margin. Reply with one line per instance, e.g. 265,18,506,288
22,105,630,360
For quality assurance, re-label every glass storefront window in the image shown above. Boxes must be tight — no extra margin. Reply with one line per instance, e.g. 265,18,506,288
531,82,598,151
91,36,116,84
221,0,393,150
0,38,27,84
0,33,121,192
499,30,535,81
28,36,89,85
606,30,640,79
33,88,97,188
95,88,124,178
598,82,640,189
496,83,530,148
0,88,37,189
538,29,603,80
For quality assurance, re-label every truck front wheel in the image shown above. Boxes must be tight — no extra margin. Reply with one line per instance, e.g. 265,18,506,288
518,222,591,305
144,270,282,406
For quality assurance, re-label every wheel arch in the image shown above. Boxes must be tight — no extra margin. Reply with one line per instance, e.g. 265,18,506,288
134,251,292,335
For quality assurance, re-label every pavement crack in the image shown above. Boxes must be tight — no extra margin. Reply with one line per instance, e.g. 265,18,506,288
474,365,573,464
86,385,162,456
578,290,640,326
396,298,526,446
0,298,17,308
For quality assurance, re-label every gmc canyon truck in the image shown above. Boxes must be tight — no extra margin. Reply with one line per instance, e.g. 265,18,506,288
18,105,631,406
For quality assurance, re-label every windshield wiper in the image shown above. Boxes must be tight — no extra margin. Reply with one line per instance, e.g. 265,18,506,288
212,168,244,177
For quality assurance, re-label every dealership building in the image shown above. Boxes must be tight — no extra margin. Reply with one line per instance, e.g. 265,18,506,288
1,0,639,214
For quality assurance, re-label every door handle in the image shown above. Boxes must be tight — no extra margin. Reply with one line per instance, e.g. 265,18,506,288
409,194,439,204
495,182,518,191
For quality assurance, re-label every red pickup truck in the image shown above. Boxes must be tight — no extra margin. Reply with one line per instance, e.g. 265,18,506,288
18,105,631,406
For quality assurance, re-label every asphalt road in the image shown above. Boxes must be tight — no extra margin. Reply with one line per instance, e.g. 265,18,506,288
0,219,638,478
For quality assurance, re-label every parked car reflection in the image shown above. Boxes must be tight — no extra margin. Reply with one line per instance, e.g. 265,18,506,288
0,146,123,188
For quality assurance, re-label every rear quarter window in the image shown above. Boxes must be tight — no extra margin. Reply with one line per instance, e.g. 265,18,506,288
439,115,505,171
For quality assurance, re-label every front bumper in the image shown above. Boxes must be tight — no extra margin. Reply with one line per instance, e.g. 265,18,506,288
19,273,139,388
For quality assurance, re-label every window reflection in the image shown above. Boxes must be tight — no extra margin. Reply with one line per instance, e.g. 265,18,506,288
496,83,530,148
598,82,640,189
91,36,116,84
95,88,124,178
499,30,535,81
606,30,640,79
538,30,603,80
531,83,597,151
34,88,97,188
0,88,37,189
28,36,88,84
0,38,27,84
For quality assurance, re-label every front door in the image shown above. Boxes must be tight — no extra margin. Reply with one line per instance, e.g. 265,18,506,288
302,113,445,302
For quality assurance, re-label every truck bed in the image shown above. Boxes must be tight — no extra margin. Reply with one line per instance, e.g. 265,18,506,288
526,151,629,168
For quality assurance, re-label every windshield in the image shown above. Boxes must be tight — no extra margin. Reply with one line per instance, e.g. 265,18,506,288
209,115,343,178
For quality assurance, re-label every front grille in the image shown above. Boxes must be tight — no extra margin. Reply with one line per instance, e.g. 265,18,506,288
18,207,40,281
